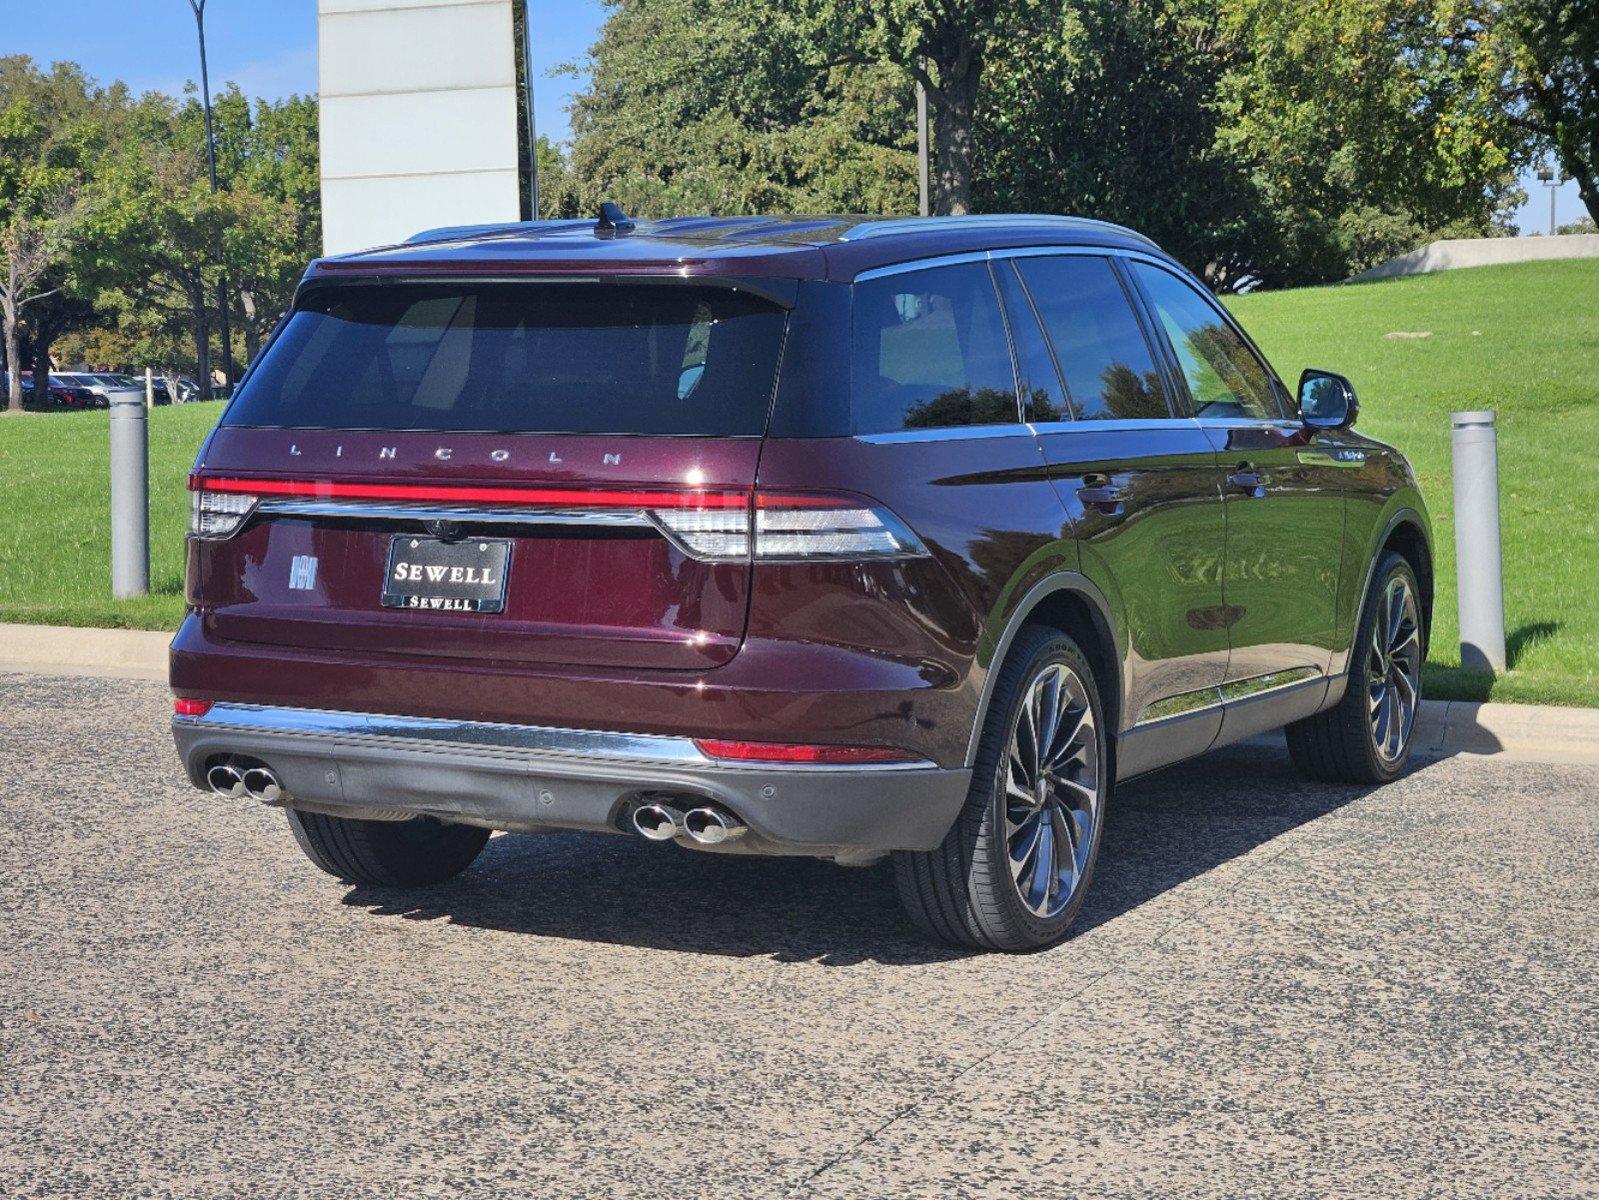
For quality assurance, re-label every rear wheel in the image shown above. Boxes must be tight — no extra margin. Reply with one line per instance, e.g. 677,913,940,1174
894,627,1108,952
1287,551,1424,784
286,810,489,886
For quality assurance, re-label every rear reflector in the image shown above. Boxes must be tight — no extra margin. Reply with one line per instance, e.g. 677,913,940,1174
693,738,924,765
173,698,213,717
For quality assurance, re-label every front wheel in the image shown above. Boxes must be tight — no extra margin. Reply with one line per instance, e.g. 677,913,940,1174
895,626,1109,952
286,809,489,886
1286,551,1424,784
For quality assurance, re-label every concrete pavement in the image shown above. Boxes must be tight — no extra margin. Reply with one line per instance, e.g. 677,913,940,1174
1,671,1594,1198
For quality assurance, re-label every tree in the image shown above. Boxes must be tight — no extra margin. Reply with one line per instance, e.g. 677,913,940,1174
809,0,1013,214
1499,0,1599,224
0,97,87,412
566,0,915,215
211,87,321,361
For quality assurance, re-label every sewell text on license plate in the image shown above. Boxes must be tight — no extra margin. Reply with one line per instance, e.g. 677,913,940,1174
382,536,512,613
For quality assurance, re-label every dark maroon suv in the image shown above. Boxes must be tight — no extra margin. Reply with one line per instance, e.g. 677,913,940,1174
171,212,1431,951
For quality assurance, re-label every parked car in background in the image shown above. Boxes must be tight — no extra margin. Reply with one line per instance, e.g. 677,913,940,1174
16,372,100,409
171,212,1433,952
53,372,145,408
107,373,173,405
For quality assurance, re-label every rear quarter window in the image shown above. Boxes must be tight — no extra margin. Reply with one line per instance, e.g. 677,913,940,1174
850,262,1021,435
224,283,789,435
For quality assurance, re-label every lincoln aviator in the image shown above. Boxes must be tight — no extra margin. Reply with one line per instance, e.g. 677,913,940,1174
171,211,1431,951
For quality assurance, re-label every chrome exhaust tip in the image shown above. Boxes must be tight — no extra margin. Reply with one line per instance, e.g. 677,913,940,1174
632,802,683,842
241,767,282,803
682,806,746,846
206,763,246,799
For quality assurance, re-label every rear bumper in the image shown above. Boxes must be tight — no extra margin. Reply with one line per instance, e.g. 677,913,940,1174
173,703,971,856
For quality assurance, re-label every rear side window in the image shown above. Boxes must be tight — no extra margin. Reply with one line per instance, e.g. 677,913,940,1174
851,262,1021,434
1016,256,1169,421
223,283,788,435
1128,262,1284,420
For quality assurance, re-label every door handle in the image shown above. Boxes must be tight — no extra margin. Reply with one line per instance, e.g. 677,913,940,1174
1227,463,1268,498
1077,483,1129,516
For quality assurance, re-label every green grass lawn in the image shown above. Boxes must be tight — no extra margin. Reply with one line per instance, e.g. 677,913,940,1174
1228,259,1599,706
1,258,1595,704
0,403,219,630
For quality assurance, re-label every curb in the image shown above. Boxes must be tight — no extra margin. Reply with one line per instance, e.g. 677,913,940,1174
3,622,1597,766
0,622,171,682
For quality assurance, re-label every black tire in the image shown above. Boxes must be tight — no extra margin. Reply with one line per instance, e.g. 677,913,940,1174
894,626,1110,952
285,809,489,886
1286,551,1424,785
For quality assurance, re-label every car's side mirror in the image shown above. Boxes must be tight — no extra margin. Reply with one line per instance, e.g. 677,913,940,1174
1298,369,1358,431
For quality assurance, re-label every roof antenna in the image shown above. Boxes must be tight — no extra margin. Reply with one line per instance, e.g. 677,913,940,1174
595,202,636,237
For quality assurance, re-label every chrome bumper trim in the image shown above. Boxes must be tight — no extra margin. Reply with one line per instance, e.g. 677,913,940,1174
174,703,933,772
255,498,654,529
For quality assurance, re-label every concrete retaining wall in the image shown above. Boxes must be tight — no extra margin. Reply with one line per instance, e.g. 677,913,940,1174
1352,234,1599,281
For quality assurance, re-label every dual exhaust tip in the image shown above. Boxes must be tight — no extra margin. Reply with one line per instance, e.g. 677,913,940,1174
632,801,745,846
206,762,282,803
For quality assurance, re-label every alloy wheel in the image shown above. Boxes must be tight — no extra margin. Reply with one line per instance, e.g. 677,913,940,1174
1368,574,1422,763
1003,662,1101,919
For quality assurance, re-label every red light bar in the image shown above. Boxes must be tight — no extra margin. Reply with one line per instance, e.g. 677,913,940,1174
693,738,924,765
194,475,750,510
191,476,865,512
173,698,213,717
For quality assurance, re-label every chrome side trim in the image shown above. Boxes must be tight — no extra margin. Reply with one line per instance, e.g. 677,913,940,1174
854,423,1036,446
175,704,933,773
1133,666,1326,727
254,498,653,528
1137,687,1225,726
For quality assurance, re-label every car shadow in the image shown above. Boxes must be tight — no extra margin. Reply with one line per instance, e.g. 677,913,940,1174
340,741,1380,964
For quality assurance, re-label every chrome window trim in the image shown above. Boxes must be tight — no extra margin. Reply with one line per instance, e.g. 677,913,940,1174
854,244,1178,285
1027,416,1204,435
853,250,995,281
175,704,935,773
853,423,1036,446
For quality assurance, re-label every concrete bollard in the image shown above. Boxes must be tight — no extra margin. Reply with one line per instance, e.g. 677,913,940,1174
1450,411,1506,673
109,390,150,598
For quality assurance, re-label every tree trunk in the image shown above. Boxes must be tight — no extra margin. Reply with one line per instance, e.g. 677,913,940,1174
241,290,261,364
3,303,22,413
32,337,52,408
931,56,980,216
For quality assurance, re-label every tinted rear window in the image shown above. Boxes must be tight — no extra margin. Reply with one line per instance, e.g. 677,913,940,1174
223,283,788,435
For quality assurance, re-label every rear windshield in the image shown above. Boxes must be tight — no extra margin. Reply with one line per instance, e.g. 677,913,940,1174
223,282,788,435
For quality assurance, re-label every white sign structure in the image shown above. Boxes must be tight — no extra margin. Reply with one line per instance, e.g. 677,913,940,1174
318,0,521,255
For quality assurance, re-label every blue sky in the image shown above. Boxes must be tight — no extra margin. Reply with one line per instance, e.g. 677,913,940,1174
2,0,1587,232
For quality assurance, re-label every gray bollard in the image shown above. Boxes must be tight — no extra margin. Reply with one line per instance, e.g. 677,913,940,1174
1450,410,1505,673
109,390,150,598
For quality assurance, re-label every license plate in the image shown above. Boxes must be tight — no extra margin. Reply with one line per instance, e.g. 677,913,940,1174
383,536,511,613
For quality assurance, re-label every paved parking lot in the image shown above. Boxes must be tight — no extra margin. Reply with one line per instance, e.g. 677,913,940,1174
1,670,1595,1198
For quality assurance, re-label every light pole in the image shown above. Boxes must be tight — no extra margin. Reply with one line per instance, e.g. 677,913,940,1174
186,0,236,398
522,0,539,219
1536,162,1559,236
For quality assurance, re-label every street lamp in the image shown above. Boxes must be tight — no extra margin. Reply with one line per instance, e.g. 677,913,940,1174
186,0,236,399
1535,161,1559,237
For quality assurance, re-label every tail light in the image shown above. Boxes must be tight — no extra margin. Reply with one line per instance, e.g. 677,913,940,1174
191,484,258,538
652,492,926,562
187,476,928,562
